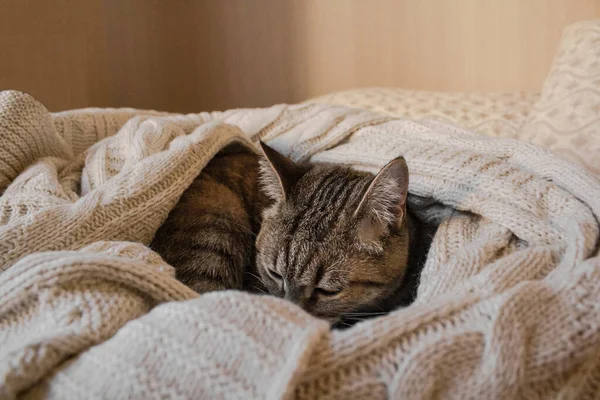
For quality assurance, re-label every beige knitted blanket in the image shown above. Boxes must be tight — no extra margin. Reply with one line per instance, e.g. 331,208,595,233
1,90,600,399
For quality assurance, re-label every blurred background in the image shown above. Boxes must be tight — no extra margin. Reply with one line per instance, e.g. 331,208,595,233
1,0,598,112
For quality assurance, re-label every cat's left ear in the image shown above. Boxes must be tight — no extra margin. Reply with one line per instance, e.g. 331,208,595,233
258,141,302,202
355,157,409,240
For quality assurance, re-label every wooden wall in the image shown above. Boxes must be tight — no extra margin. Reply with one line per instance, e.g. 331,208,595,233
1,0,598,112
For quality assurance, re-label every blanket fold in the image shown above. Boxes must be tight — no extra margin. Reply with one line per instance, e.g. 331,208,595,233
1,90,599,399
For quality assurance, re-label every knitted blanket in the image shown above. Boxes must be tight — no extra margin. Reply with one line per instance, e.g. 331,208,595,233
1,90,600,400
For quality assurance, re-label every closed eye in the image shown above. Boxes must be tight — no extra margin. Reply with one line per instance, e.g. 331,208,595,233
314,287,342,297
350,280,385,289
267,268,282,281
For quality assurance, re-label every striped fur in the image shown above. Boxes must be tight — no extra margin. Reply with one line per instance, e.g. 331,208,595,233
150,143,271,293
151,142,424,325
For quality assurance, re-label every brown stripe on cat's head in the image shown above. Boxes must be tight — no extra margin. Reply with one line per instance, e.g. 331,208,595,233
256,141,411,324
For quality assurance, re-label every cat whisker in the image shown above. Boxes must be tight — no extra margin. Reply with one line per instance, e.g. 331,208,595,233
247,272,276,296
335,320,355,329
252,286,267,294
247,271,265,283
340,311,390,322
342,312,389,316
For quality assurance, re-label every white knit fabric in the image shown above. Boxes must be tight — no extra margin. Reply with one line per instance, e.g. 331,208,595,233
1,90,600,399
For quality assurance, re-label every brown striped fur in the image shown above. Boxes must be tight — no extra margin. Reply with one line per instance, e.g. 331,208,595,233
151,142,426,325
150,143,270,293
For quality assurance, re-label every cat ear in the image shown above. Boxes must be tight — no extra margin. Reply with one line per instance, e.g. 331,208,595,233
258,141,301,201
355,157,409,241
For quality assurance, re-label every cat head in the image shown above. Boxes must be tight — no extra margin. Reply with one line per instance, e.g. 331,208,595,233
255,141,410,324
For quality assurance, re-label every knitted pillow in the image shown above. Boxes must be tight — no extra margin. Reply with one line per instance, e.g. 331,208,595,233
519,20,600,176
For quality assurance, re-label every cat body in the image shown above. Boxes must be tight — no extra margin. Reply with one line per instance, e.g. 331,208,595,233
150,143,270,294
151,142,426,325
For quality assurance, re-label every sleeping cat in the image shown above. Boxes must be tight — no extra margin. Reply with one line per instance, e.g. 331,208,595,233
150,141,426,326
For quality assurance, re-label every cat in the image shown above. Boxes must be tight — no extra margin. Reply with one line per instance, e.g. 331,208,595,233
150,141,427,326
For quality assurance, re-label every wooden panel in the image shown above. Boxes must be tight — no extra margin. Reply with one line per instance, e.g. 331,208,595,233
101,0,298,112
0,0,111,111
290,0,600,97
0,0,598,112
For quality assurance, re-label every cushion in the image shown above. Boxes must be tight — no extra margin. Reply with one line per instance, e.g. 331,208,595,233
519,20,600,176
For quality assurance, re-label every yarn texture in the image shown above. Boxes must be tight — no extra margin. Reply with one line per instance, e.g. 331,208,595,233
1,90,600,399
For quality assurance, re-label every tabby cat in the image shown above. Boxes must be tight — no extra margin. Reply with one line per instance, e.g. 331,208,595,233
150,141,426,326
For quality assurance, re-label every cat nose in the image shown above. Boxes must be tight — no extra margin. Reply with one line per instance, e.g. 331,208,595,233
284,285,307,308
283,287,300,303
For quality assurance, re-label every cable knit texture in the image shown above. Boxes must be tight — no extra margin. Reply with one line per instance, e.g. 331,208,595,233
1,90,600,400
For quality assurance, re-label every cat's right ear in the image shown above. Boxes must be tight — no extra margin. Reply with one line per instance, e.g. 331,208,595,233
258,141,301,202
354,157,409,243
